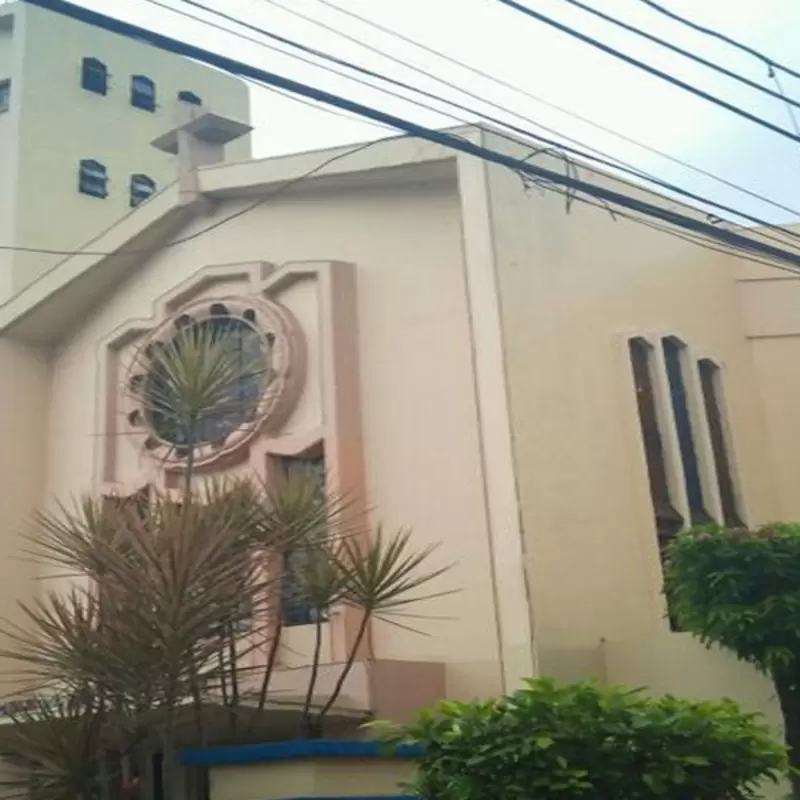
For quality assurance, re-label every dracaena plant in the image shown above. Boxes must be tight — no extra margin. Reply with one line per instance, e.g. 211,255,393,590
0,311,455,800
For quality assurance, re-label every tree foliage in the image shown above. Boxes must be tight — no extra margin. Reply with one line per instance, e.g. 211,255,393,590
377,678,786,800
665,524,800,797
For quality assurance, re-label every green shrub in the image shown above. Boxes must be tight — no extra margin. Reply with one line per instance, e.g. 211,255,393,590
378,678,786,799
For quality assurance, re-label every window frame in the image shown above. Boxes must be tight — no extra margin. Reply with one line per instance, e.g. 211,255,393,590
130,74,156,112
81,57,108,96
78,159,109,199
130,173,156,207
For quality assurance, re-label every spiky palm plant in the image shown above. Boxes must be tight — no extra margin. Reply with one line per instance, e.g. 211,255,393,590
0,311,455,798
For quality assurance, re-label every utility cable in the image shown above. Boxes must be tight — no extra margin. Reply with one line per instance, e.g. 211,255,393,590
635,0,800,83
16,0,800,273
557,0,800,111
167,0,800,250
493,0,800,144
303,0,800,222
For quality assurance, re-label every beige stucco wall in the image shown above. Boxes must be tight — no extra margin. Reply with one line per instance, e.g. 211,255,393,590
0,338,50,694
479,129,780,680
2,1,251,298
44,173,504,700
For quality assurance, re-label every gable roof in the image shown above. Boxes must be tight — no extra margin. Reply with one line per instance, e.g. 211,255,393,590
0,128,472,345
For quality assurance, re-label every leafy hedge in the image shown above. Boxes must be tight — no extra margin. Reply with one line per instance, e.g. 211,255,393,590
378,678,786,799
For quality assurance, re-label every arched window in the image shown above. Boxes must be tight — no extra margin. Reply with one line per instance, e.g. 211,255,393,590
81,57,108,95
131,74,156,111
78,159,108,198
130,174,156,207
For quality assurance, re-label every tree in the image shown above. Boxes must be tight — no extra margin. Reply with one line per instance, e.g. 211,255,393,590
666,524,800,798
0,318,453,800
377,678,786,800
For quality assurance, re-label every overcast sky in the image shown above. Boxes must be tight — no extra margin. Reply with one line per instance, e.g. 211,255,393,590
59,0,800,223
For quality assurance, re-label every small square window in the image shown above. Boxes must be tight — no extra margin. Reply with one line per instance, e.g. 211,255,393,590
81,58,108,95
78,159,108,199
0,80,10,113
130,174,156,207
131,75,156,112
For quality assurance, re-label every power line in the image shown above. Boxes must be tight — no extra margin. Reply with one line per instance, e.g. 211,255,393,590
303,0,800,222
166,0,800,251
635,0,800,83
17,0,800,272
557,0,800,111
0,139,383,257
492,0,800,144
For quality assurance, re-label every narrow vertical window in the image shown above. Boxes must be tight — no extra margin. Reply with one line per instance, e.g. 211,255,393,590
698,359,744,527
278,453,328,627
0,79,10,113
81,57,108,95
131,75,156,111
662,337,712,526
78,159,108,198
130,174,156,207
629,337,683,544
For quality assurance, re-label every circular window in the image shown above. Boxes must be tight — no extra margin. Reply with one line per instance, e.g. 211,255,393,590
144,315,268,447
125,296,305,469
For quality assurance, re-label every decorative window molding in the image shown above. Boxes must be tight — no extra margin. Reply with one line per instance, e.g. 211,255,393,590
131,74,156,111
78,159,108,198
130,174,156,207
124,296,304,470
81,57,108,95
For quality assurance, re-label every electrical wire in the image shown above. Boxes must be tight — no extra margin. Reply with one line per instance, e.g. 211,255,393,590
166,0,800,251
14,0,800,273
492,0,800,143
0,138,384,256
556,0,800,110
303,0,800,222
635,0,800,83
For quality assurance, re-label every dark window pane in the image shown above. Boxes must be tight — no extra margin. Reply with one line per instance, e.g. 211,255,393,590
629,338,683,541
178,89,202,106
81,57,108,95
131,75,156,111
78,159,108,198
130,173,156,207
698,359,744,527
279,454,328,627
662,337,712,526
0,79,10,113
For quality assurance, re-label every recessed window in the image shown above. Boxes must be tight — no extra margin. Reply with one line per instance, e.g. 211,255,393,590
662,337,713,526
629,337,683,545
279,454,329,627
130,174,156,207
0,80,10,113
131,74,156,111
178,90,202,106
78,159,108,198
81,57,108,95
698,359,744,527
